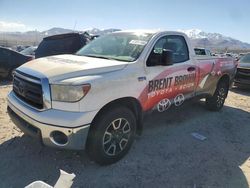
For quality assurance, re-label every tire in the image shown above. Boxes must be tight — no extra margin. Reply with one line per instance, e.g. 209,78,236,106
206,81,229,111
86,107,136,165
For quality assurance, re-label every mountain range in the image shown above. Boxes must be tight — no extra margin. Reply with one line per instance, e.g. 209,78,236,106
1,27,250,50
178,29,250,50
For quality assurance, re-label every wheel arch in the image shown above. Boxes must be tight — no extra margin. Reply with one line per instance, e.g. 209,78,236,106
91,97,144,135
219,73,230,85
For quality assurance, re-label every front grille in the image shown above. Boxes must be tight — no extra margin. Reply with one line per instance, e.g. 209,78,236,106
235,68,250,80
13,71,43,109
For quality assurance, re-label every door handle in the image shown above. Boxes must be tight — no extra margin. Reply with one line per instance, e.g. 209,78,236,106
138,76,147,82
187,67,196,72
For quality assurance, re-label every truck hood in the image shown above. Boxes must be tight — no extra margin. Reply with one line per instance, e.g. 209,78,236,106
18,54,128,82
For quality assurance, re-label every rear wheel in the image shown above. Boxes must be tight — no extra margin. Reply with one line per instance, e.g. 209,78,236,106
86,107,136,165
206,81,229,111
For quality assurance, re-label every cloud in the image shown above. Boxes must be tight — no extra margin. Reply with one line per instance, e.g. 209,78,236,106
0,21,31,32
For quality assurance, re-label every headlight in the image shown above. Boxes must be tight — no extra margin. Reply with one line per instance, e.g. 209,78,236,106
51,84,91,102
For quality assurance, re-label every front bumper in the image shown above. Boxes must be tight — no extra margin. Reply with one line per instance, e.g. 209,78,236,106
7,92,94,150
234,68,250,86
234,79,250,86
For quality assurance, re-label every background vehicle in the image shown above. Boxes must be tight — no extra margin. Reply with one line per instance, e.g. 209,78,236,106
16,45,30,52
234,53,250,87
7,30,236,165
35,32,91,58
194,47,212,56
20,46,37,56
0,47,33,79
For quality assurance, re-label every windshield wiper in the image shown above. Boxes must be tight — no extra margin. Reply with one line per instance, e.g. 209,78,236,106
82,54,133,62
83,54,114,60
111,58,132,62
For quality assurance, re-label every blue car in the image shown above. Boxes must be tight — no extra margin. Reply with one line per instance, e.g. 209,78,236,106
0,47,33,79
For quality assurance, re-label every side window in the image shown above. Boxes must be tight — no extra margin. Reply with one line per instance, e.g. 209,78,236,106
153,38,167,54
146,35,189,66
195,48,206,55
165,35,189,63
146,37,167,66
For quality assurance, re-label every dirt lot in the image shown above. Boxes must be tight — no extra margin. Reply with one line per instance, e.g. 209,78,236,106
0,82,250,188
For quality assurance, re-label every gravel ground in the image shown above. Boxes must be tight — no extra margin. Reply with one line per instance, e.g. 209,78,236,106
0,82,249,188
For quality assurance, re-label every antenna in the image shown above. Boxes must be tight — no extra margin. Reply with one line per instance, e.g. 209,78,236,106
73,20,77,32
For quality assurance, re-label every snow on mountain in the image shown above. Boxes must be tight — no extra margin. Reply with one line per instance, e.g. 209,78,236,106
178,29,250,49
82,28,121,35
178,29,231,40
41,27,74,36
178,29,204,39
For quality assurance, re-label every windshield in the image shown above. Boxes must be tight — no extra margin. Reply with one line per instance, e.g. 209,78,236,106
76,32,153,62
20,46,37,55
240,54,250,63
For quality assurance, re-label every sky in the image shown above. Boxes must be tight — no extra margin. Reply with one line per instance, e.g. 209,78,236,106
0,0,250,42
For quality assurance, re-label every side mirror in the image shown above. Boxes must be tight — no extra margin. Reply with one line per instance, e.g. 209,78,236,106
161,49,173,66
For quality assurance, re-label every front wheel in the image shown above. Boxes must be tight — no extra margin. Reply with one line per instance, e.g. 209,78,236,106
86,107,136,165
206,81,229,111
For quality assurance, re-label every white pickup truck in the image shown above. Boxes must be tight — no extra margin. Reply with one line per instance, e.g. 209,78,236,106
7,30,237,165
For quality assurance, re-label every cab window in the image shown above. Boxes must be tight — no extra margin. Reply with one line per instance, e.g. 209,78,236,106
147,35,189,66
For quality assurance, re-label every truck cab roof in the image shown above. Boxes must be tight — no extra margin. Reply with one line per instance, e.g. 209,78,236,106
115,30,189,36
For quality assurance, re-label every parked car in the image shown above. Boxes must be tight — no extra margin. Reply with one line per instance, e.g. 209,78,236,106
237,53,246,61
16,45,30,52
20,46,37,56
0,47,33,79
234,53,250,87
194,48,212,56
7,30,236,165
35,32,91,58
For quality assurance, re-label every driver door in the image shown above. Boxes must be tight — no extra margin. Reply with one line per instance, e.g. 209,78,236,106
139,35,198,112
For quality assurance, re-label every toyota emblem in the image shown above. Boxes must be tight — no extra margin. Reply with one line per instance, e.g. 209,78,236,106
18,82,25,95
